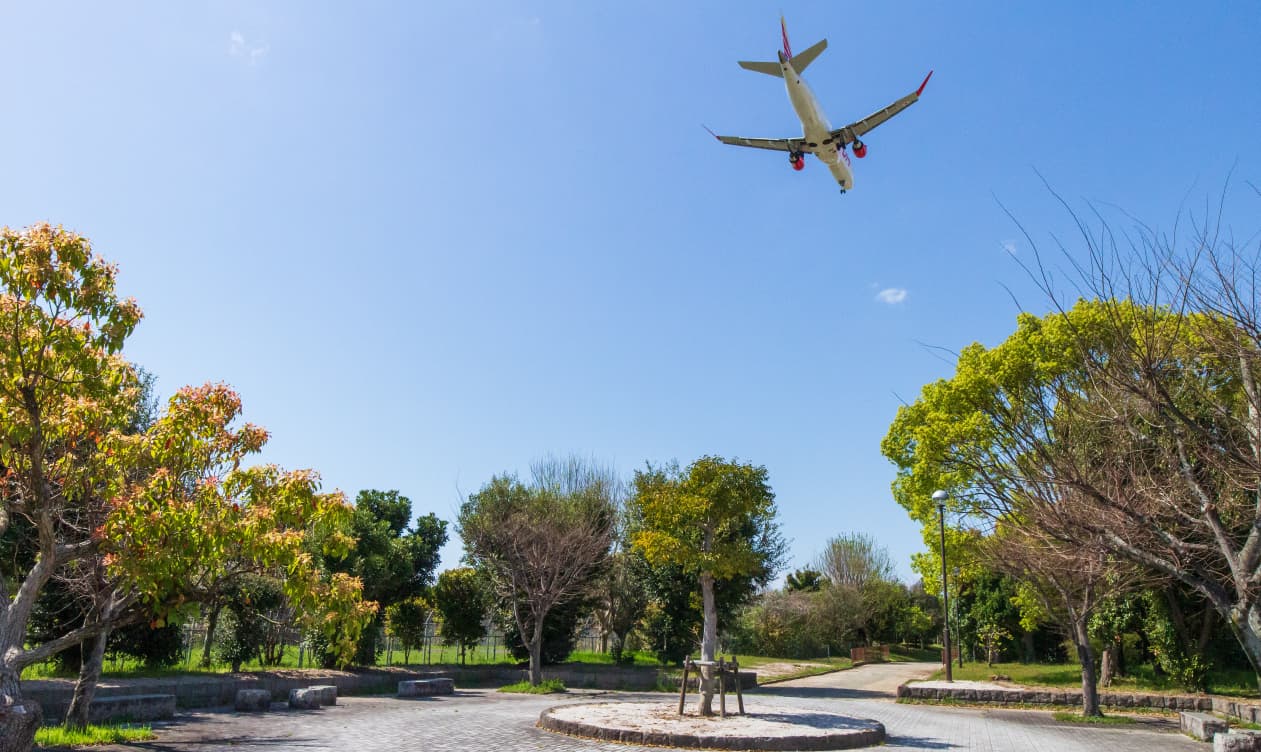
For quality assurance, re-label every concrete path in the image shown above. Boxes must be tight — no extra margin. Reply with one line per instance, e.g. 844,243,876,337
759,660,939,697
88,664,1201,752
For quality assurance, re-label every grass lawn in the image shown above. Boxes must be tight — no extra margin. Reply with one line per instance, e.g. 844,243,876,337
928,661,1259,699
34,724,154,747
498,679,566,694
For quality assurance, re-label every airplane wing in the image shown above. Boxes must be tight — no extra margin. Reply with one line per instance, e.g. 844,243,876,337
707,131,805,153
830,70,933,146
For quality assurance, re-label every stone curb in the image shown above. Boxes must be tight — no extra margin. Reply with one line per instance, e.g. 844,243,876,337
898,683,1221,712
537,704,885,751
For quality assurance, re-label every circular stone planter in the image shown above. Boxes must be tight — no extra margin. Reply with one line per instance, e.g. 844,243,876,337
538,702,885,750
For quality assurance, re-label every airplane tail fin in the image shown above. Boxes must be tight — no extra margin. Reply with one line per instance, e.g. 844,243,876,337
789,39,827,73
737,60,784,77
737,18,826,77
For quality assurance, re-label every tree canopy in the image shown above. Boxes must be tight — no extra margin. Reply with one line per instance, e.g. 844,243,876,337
0,224,373,744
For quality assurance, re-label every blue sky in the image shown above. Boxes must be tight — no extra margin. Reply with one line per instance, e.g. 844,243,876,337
2,2,1259,582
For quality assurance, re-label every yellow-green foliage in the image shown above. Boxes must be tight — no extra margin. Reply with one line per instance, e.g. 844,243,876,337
631,456,780,581
880,298,1215,592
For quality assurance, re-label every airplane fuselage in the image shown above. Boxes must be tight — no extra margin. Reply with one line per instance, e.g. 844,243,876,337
778,51,854,191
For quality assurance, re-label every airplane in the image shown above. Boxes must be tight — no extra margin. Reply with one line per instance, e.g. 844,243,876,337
707,18,932,194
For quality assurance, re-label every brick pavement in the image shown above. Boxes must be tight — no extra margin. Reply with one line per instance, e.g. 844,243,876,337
87,670,1204,751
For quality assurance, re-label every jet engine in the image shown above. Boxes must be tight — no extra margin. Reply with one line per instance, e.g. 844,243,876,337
791,156,805,171
852,140,868,158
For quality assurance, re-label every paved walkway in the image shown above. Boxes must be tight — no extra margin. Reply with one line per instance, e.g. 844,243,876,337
88,663,1201,752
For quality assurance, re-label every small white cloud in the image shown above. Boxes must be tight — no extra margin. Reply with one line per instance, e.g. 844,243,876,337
875,288,908,304
228,30,269,64
1002,240,1018,255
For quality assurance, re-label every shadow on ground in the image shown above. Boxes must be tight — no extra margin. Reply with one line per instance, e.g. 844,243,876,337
883,735,959,749
76,712,322,752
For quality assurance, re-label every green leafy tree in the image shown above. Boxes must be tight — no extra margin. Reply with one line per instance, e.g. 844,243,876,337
433,568,489,664
499,593,592,665
976,621,1012,666
323,490,448,665
215,575,285,672
785,569,825,593
630,457,786,716
385,597,430,664
594,550,650,663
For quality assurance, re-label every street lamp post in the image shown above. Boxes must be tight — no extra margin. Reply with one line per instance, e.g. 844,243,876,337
933,490,952,682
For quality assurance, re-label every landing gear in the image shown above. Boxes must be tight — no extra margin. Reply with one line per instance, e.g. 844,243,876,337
789,150,805,171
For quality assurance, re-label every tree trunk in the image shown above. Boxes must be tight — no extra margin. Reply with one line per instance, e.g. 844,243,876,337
1227,603,1261,692
528,614,544,686
1073,620,1102,717
698,572,717,716
1,659,42,752
1099,643,1116,688
65,626,110,730
201,605,221,667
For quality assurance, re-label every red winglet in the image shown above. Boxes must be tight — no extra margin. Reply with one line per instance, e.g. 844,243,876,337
702,124,721,141
916,70,934,97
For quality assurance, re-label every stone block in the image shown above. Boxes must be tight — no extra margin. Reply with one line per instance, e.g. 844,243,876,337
288,688,322,710
88,694,176,724
398,678,455,697
1181,711,1229,742
1215,730,1261,752
308,685,337,706
235,689,272,712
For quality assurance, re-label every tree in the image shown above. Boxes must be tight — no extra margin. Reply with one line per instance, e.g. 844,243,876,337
593,500,651,662
784,569,825,593
215,575,285,672
816,533,906,646
593,549,649,662
499,593,592,665
385,597,429,665
0,223,144,741
433,567,489,664
458,455,616,686
729,589,830,659
630,457,786,716
324,490,447,665
885,191,1261,690
0,225,374,745
817,533,895,590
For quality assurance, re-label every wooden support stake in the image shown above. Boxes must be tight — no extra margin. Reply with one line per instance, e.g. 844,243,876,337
718,657,726,718
732,655,745,714
678,656,690,715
